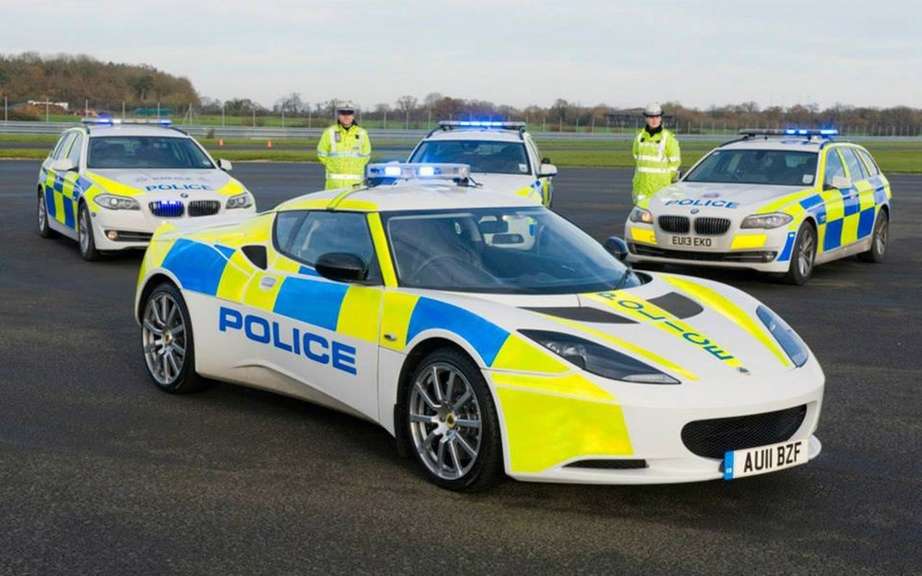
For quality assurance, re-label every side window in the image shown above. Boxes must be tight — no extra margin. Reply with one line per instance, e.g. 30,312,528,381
823,149,846,187
857,149,880,177
66,134,84,166
274,211,380,283
53,132,77,160
840,147,868,181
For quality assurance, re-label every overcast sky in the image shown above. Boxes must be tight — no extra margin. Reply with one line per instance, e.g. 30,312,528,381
2,0,920,110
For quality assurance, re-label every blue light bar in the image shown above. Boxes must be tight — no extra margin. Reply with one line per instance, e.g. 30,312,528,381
438,120,526,130
81,118,173,127
365,162,471,184
783,128,838,136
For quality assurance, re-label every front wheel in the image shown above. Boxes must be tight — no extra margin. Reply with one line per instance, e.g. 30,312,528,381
783,222,816,285
77,203,100,261
403,348,502,491
858,210,888,263
141,283,208,394
37,189,55,238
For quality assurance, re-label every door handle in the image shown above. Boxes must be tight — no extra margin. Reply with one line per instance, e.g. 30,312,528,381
259,276,277,289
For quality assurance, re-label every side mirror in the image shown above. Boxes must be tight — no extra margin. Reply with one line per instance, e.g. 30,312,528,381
674,169,683,182
315,252,368,283
828,175,852,190
218,158,233,172
538,163,558,178
604,236,629,262
51,158,77,172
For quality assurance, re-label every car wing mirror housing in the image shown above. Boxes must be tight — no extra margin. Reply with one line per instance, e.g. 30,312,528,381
538,163,558,178
218,158,233,171
51,158,77,172
829,175,852,190
315,252,368,283
604,236,629,262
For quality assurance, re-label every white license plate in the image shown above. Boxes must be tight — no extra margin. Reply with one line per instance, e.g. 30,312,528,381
671,236,712,248
723,439,808,480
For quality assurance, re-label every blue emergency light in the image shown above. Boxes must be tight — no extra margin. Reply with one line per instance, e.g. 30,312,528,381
81,118,173,127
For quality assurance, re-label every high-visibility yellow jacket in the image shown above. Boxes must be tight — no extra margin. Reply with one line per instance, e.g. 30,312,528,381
632,128,681,204
316,123,372,189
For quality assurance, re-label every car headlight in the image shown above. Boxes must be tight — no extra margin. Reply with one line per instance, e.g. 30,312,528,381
521,330,680,384
741,213,793,229
226,192,253,209
94,194,140,210
756,305,808,367
629,207,653,224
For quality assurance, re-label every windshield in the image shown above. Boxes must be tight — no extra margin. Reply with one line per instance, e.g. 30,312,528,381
87,136,214,169
409,140,531,175
384,207,637,294
685,149,818,186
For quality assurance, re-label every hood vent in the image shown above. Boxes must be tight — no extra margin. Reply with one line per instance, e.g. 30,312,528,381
522,307,636,324
647,292,704,319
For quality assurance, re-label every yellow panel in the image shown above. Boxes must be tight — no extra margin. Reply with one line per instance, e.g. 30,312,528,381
53,191,65,224
216,251,256,302
492,372,612,402
270,253,301,274
859,188,876,211
335,198,378,212
242,271,284,312
367,213,397,287
755,188,816,214
630,227,656,244
336,286,383,343
84,171,141,196
497,387,632,474
279,198,333,211
730,233,767,250
841,213,860,245
824,193,844,222
491,335,569,374
380,292,420,350
216,178,245,197
663,276,790,367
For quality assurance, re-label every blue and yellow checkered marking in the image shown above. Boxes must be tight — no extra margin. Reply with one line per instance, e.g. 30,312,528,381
407,298,509,366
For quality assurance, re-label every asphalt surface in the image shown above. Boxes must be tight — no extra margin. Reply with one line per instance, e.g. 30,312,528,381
1,160,920,576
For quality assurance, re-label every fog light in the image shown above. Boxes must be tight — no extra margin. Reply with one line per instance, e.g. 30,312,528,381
106,230,118,240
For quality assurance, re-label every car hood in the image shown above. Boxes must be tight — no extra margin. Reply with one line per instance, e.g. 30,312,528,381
470,173,542,203
86,169,244,197
649,182,809,213
410,272,813,391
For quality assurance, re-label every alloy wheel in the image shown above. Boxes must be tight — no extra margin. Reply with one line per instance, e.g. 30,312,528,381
142,292,187,386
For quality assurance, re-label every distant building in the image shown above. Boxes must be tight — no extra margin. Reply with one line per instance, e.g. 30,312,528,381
28,100,70,111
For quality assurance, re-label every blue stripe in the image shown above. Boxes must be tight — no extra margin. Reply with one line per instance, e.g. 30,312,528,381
298,265,320,277
44,187,56,218
273,277,348,331
824,219,843,251
777,231,797,262
799,194,823,210
873,186,887,206
214,244,235,259
62,197,75,228
76,176,93,191
857,207,876,238
723,451,735,480
407,298,509,366
843,194,861,217
161,239,230,295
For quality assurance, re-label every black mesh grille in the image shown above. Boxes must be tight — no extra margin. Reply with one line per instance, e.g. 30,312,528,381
681,405,807,459
694,217,732,235
658,215,690,234
188,200,221,217
564,459,648,470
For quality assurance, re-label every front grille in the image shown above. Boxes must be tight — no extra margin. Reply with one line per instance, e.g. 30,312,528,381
658,215,690,234
694,217,731,235
188,200,221,217
681,405,807,459
149,200,184,218
630,243,777,263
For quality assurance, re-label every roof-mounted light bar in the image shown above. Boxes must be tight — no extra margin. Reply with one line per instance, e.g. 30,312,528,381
365,163,472,185
438,120,526,130
81,118,173,127
738,128,838,138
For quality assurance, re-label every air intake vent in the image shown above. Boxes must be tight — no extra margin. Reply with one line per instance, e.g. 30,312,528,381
188,200,221,217
694,217,732,235
564,459,648,470
149,200,184,218
681,405,807,459
522,307,636,324
658,215,690,234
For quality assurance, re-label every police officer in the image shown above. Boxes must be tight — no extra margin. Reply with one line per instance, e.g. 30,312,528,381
632,103,681,204
316,101,371,189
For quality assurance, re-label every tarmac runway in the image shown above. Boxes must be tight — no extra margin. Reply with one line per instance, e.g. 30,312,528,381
0,160,919,575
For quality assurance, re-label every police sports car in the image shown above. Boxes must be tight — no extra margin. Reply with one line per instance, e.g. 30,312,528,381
408,121,557,206
37,118,256,261
625,129,892,284
135,163,824,490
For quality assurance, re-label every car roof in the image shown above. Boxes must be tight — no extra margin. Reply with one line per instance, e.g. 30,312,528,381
275,181,539,213
422,129,526,143
719,137,865,153
81,125,191,138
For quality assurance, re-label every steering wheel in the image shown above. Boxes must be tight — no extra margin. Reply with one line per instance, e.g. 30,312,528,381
410,254,472,283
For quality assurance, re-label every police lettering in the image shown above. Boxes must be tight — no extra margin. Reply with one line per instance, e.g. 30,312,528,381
144,183,210,191
663,198,739,209
219,306,357,375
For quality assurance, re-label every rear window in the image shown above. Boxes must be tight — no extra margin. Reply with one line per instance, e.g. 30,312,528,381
685,149,818,186
87,136,214,169
410,140,531,175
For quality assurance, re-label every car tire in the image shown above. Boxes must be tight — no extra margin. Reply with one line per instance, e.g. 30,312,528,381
37,188,56,238
77,202,101,261
858,210,888,263
402,347,502,491
141,283,209,394
783,222,816,286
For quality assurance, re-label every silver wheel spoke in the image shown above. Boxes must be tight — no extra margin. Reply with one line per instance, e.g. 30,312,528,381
455,433,477,458
171,342,185,356
410,413,435,424
455,418,480,429
430,366,443,402
166,351,180,376
448,439,462,475
436,439,446,471
445,372,456,404
414,382,437,410
452,390,471,412
165,302,178,326
143,320,163,335
170,324,184,335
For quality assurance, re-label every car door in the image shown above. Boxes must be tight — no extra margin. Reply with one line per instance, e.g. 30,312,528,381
268,210,383,420
524,133,553,206
42,131,77,232
817,147,851,254
59,132,86,230
837,146,874,249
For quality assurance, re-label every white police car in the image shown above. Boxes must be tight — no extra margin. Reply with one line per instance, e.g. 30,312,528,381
624,129,892,284
36,118,256,261
135,163,824,491
408,121,557,206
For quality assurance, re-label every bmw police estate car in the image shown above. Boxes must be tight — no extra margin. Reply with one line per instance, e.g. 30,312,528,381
625,130,892,284
135,163,824,490
408,121,557,206
36,118,255,261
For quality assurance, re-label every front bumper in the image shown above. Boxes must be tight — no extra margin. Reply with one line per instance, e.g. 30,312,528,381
624,221,796,273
